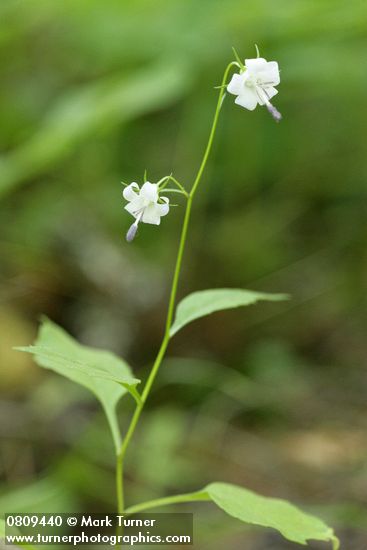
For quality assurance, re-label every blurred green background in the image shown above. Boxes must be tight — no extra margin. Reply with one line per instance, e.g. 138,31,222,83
1,0,367,548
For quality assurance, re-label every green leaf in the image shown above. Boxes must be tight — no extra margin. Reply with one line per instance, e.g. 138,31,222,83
205,483,339,548
15,318,140,452
125,483,339,549
170,289,288,336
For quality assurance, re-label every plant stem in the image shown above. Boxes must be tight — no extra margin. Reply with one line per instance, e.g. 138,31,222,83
159,175,188,196
116,452,124,513
124,491,210,514
166,176,189,196
116,60,238,513
189,62,238,199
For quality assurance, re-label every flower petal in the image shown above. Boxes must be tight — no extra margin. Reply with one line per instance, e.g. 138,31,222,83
264,86,278,101
227,73,246,96
245,57,268,74
235,88,258,110
123,182,140,202
157,197,169,217
258,61,280,86
140,181,158,202
125,197,145,217
142,204,162,225
266,61,280,84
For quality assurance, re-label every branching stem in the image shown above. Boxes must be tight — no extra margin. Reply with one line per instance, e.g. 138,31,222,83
115,61,238,514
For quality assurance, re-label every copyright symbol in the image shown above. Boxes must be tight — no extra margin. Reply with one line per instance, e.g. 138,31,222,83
67,517,77,527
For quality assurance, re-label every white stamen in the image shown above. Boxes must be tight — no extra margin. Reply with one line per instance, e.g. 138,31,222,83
255,86,282,122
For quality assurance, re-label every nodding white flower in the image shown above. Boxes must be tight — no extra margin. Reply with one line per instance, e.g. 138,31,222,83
123,181,169,242
227,57,282,121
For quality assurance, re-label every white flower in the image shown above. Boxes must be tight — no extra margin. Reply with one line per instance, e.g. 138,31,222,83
123,181,169,242
227,57,282,121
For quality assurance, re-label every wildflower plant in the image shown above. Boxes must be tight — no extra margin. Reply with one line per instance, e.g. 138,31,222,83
15,48,339,549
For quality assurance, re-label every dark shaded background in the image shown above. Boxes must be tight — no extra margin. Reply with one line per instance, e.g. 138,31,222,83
1,0,366,548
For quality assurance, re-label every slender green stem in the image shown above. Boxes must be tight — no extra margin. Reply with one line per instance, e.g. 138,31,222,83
160,175,189,196
232,47,245,70
115,334,171,513
190,61,238,199
124,491,210,514
171,176,187,194
116,452,124,513
161,188,188,195
115,60,237,513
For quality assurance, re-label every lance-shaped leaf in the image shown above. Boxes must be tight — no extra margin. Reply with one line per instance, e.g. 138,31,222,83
126,483,339,549
204,483,339,548
15,318,140,452
170,289,288,336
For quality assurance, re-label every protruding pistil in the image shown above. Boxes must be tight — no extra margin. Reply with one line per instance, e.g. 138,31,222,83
126,221,138,242
266,102,282,122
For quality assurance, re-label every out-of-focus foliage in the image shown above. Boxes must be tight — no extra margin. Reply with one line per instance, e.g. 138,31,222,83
1,0,367,548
